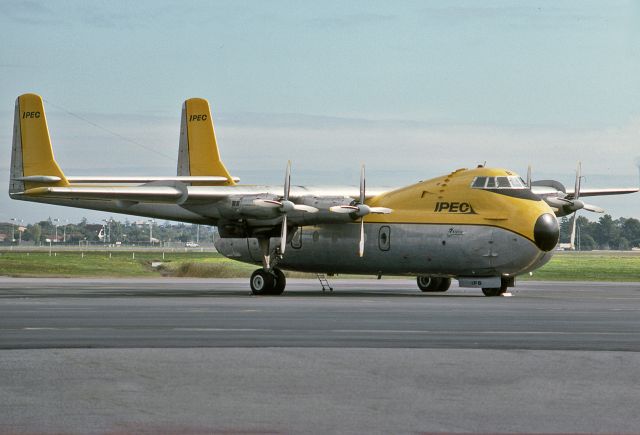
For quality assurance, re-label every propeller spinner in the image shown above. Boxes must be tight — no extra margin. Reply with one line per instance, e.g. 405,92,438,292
253,161,318,255
329,165,392,257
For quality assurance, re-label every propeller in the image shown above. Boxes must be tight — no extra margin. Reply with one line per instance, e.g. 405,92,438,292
329,165,392,257
566,162,605,249
253,161,318,255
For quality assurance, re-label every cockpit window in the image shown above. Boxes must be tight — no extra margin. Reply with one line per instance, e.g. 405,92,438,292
472,177,487,188
497,177,511,188
471,176,528,190
509,177,526,188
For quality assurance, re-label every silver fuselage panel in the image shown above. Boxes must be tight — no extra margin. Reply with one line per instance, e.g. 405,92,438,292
215,223,552,277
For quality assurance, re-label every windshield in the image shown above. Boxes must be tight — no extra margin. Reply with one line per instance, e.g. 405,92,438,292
471,176,527,190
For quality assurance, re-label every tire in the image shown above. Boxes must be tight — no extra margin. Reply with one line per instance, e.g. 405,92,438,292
436,277,451,292
482,286,507,297
272,268,286,295
250,269,275,295
417,276,442,292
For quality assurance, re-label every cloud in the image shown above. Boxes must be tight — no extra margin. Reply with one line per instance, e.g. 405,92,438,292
215,112,640,182
416,5,596,25
305,13,396,30
0,0,63,25
1,108,638,222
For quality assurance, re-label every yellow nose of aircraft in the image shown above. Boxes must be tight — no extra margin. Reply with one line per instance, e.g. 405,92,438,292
533,213,560,252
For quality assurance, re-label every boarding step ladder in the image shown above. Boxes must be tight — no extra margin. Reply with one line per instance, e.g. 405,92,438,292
316,273,333,292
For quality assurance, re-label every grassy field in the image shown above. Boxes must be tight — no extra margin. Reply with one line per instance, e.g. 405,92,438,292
521,251,640,282
0,250,316,278
0,250,638,281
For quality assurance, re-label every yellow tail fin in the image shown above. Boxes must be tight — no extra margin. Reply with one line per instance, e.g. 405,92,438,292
176,98,235,186
10,93,68,193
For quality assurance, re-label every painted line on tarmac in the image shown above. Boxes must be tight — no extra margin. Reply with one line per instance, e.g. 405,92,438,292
6,328,640,336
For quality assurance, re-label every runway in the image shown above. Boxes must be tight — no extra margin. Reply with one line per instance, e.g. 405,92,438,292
1,278,639,351
2,278,640,434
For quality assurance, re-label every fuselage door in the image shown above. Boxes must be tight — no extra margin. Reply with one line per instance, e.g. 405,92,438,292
291,227,302,249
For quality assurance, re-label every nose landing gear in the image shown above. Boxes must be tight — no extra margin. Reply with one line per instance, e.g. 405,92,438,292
417,276,451,292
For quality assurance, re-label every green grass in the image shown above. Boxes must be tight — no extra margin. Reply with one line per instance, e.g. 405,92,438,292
0,249,638,281
0,251,234,278
522,252,640,282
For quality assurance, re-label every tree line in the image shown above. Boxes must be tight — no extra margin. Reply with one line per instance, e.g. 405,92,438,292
2,215,639,250
559,215,640,250
0,217,215,245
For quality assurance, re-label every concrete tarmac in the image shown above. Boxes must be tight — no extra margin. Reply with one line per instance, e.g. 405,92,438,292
1,278,640,434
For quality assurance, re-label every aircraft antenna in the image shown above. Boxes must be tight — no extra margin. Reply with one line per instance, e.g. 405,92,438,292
43,99,175,161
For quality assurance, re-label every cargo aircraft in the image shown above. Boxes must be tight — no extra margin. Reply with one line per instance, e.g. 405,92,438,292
9,94,638,295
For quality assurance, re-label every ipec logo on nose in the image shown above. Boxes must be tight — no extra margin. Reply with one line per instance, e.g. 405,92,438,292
434,202,476,214
22,111,41,119
189,114,208,122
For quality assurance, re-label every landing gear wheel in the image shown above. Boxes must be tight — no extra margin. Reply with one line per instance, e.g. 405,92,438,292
272,268,286,295
436,277,451,292
417,276,445,292
482,285,507,297
250,269,275,295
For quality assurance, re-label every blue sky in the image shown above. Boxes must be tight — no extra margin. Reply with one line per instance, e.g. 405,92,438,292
1,0,639,223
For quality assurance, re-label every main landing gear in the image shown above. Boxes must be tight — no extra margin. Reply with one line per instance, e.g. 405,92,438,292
417,276,451,292
250,237,287,295
250,268,286,295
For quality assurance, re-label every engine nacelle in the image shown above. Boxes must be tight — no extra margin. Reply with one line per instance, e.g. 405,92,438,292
214,237,260,265
219,194,282,220
291,196,357,225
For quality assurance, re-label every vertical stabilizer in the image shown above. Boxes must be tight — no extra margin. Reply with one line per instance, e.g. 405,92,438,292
177,98,235,185
10,94,68,194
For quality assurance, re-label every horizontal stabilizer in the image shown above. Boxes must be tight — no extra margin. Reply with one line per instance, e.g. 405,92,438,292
12,175,62,183
19,185,188,204
66,175,240,184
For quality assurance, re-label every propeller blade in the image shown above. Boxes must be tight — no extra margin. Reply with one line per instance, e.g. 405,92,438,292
369,207,392,214
582,203,605,213
253,199,282,208
360,164,365,204
280,214,287,255
284,160,291,201
359,218,365,257
292,204,319,213
526,165,532,189
329,205,359,213
574,161,582,200
569,212,577,250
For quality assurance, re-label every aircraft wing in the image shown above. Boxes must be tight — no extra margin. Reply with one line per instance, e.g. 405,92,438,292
565,187,638,198
16,184,390,204
532,181,638,217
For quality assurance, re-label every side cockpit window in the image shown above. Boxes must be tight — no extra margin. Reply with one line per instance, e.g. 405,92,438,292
509,177,526,188
471,176,527,190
